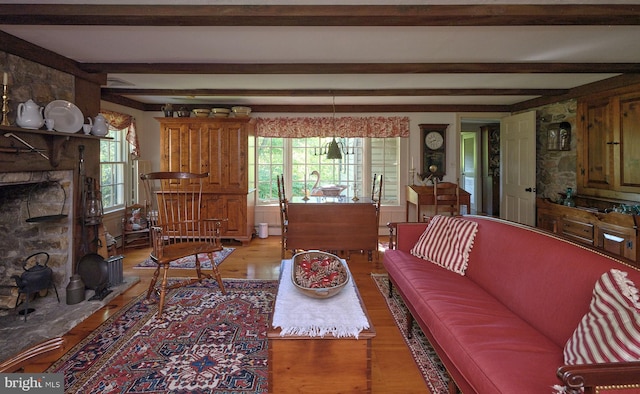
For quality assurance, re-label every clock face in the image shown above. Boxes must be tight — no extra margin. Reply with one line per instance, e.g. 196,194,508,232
425,131,444,150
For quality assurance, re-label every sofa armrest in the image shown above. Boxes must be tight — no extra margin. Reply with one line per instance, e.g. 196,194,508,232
557,362,640,394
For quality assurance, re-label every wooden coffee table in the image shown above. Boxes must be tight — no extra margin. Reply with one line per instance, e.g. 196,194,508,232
267,261,376,393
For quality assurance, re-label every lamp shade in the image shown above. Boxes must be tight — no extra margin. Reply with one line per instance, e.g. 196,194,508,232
326,137,343,160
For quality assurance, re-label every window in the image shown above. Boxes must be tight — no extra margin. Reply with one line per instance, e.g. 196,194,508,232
257,136,399,205
100,127,130,213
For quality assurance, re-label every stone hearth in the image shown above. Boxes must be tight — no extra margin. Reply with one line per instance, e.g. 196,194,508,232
0,276,139,362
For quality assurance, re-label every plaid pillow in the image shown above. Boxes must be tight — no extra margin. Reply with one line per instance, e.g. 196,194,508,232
410,215,478,276
564,269,640,364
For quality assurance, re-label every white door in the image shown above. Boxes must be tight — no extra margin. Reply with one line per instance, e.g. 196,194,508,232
500,111,536,226
460,132,477,214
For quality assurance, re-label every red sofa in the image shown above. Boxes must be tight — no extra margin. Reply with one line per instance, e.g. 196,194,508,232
384,216,640,394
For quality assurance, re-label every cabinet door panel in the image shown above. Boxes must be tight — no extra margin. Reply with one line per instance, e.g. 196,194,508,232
161,124,189,172
583,99,612,189
201,124,224,189
223,195,247,236
226,124,247,191
620,96,640,188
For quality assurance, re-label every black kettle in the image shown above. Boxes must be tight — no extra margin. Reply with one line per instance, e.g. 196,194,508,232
12,252,54,294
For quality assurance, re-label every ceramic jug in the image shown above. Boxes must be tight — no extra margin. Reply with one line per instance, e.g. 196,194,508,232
16,99,44,129
66,274,85,305
91,114,109,136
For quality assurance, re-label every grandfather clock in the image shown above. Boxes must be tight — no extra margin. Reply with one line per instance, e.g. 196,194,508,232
420,124,448,180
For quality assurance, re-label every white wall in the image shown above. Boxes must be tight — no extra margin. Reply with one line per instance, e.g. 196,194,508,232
106,107,509,236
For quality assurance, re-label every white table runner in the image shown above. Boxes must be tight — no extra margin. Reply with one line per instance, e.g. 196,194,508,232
272,259,370,338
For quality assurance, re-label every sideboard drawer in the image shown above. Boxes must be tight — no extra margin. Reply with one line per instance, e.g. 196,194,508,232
561,218,594,245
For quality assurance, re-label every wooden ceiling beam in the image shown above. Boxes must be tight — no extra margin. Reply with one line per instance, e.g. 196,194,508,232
86,62,640,74
0,5,638,26
102,88,568,97
0,30,105,84
132,103,513,113
511,73,640,112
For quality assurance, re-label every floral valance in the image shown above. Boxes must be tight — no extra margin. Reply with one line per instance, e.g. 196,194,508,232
255,116,410,138
100,109,140,158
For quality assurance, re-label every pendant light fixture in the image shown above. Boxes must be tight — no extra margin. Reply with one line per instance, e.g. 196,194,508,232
312,96,353,160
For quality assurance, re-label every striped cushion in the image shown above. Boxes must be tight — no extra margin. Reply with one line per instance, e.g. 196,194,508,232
564,269,640,364
410,215,478,275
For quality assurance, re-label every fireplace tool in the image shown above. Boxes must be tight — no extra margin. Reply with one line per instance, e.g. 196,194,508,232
12,252,60,321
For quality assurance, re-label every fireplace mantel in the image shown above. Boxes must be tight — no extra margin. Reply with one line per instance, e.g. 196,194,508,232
1,125,108,168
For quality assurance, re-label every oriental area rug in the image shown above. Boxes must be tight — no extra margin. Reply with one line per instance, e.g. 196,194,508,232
372,273,451,394
47,279,277,394
133,247,235,269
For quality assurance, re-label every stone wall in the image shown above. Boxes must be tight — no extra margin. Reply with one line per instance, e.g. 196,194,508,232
535,99,577,202
0,52,77,307
1,51,74,125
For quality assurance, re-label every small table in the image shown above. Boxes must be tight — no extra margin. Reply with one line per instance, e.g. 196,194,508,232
268,260,376,393
286,197,378,261
406,184,471,221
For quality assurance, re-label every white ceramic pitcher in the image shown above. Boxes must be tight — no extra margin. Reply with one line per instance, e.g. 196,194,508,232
91,114,109,136
16,99,44,129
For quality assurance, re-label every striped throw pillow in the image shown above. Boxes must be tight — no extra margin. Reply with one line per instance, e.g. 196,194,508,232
410,215,478,275
564,269,640,364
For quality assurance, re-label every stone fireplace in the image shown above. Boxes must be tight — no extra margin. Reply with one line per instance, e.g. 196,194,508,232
0,127,101,311
0,170,74,307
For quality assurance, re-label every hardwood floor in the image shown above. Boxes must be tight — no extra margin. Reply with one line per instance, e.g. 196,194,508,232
28,236,429,393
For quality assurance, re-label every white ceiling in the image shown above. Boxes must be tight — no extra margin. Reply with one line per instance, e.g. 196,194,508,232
1,1,640,110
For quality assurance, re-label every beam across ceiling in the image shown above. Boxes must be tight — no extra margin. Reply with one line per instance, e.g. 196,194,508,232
84,63,640,75
0,5,639,26
101,88,570,97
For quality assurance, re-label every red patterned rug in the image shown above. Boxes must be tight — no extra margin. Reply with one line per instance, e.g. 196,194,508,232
133,247,235,269
47,279,277,393
372,273,450,394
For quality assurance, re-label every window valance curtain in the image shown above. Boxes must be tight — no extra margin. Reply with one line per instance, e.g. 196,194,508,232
255,116,410,138
100,109,140,158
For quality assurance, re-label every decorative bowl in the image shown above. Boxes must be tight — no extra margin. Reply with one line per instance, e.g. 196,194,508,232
193,109,211,118
176,110,191,117
231,106,252,117
320,185,347,197
211,108,230,118
291,250,349,299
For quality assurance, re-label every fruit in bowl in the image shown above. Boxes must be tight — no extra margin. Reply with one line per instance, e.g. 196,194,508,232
292,251,349,299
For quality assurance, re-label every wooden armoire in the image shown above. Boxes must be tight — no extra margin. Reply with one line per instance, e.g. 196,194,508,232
158,117,256,244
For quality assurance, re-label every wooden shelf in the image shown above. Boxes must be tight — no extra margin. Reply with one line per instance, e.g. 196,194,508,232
0,125,107,167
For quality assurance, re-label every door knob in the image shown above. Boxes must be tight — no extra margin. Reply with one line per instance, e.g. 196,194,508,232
525,187,536,192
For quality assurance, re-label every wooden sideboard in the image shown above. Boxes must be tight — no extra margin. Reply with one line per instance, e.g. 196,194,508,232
158,117,256,244
406,184,472,221
537,198,639,266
